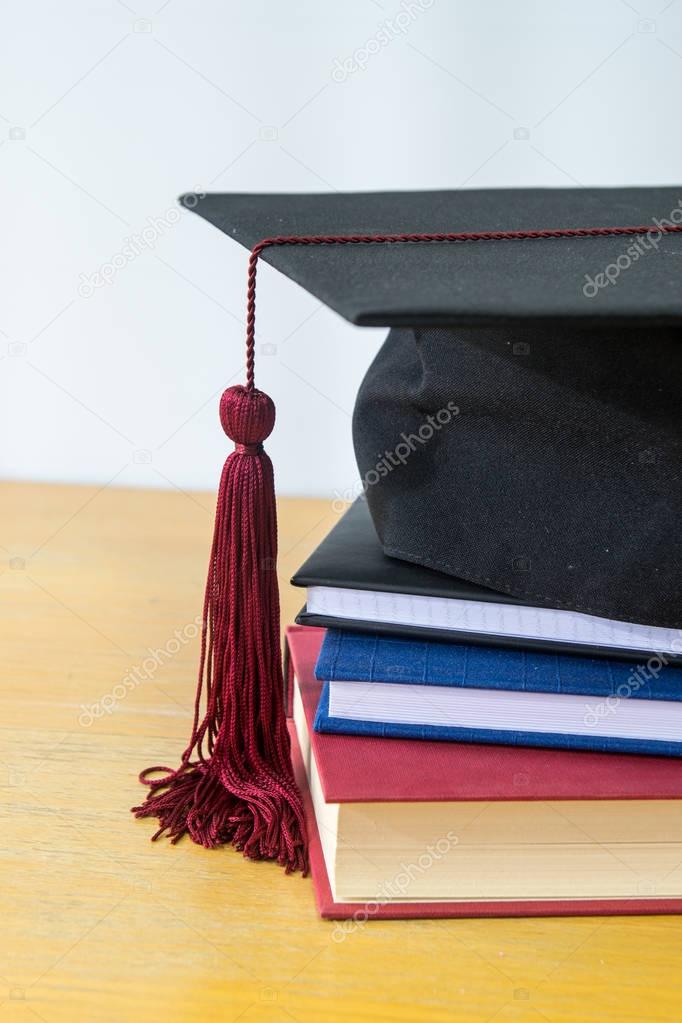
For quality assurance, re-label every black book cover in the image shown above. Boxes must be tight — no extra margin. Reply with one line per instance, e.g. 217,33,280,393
291,499,678,664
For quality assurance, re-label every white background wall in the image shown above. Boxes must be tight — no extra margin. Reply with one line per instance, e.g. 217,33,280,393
3,0,682,497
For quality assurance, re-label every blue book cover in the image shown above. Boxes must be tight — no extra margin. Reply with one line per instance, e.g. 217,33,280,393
313,682,682,757
315,629,682,702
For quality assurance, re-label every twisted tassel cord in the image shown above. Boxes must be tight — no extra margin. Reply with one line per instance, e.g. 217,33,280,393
244,223,682,388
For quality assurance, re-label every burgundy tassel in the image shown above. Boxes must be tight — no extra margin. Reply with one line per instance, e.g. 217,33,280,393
132,384,307,873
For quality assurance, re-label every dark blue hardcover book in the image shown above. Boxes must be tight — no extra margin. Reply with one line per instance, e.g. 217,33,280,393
315,629,682,701
313,682,682,757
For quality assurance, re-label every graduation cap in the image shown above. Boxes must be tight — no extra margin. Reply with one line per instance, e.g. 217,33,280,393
133,187,682,873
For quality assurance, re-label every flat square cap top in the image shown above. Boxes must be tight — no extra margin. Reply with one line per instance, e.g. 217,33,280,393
184,187,682,327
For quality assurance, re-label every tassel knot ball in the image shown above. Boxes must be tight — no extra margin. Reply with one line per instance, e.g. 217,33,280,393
220,385,275,446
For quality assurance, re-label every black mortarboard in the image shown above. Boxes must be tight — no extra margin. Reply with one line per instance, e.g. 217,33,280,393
187,186,682,324
190,186,682,630
134,186,682,873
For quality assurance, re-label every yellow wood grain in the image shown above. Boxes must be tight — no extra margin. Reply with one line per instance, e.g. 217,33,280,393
1,481,681,1023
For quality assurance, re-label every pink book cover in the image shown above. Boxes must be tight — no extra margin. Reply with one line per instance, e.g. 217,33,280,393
285,625,682,919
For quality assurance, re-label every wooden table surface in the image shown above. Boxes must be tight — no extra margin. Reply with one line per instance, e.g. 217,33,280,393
2,481,681,1023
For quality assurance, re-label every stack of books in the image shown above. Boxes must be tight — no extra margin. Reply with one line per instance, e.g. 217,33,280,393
286,498,682,919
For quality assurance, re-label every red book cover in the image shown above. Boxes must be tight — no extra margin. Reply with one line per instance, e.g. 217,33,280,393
285,625,682,919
